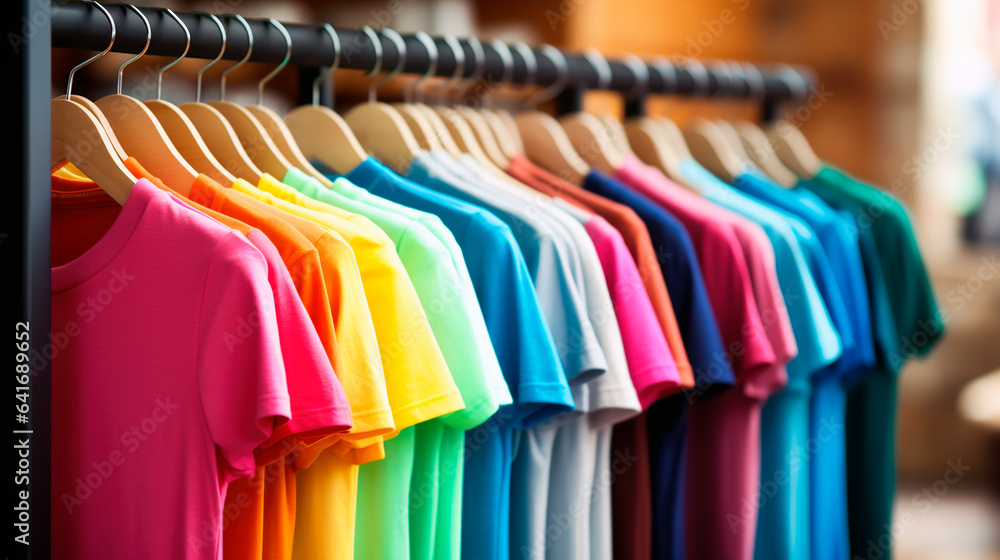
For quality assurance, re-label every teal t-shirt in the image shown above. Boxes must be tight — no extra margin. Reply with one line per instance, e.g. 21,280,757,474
803,164,944,560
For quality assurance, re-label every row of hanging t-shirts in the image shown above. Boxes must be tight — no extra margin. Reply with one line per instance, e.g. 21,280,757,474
50,35,943,560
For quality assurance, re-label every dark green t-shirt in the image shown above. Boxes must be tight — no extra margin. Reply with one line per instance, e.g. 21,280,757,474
803,164,945,560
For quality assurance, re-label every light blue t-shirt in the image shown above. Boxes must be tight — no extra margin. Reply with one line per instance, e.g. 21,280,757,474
681,159,842,560
733,171,877,560
342,157,575,560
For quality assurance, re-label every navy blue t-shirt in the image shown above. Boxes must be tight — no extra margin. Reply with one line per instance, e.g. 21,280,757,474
584,170,735,560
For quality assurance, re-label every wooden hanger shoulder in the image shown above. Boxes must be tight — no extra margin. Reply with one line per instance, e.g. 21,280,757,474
479,108,522,159
179,102,263,184
515,111,590,185
412,104,463,156
247,105,336,187
624,117,684,180
559,112,623,174
434,106,496,168
766,120,821,179
94,93,198,194
207,101,293,179
343,102,421,175
69,94,129,161
51,98,136,204
682,119,747,183
456,106,510,168
144,99,236,186
394,103,444,151
284,104,367,177
735,121,798,187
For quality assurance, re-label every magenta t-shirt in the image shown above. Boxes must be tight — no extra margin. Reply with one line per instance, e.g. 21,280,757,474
51,179,293,559
241,228,353,457
614,157,783,560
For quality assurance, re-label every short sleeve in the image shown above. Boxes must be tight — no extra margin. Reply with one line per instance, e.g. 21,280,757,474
197,232,291,480
248,231,353,465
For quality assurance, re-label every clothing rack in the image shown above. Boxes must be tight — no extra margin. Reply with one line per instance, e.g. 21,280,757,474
8,2,815,559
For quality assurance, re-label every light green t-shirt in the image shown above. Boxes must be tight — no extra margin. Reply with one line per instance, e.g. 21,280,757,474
283,168,510,560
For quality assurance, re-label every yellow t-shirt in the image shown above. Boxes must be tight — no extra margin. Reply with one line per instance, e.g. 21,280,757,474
232,177,466,560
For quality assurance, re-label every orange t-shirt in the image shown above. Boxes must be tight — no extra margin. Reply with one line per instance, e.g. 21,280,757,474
507,154,694,389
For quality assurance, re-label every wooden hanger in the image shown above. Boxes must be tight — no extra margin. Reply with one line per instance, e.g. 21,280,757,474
141,9,235,186
388,32,446,153
767,120,821,179
343,26,421,175
515,44,590,184
205,14,293,180
721,62,797,187
625,117,684,179
735,121,798,187
243,19,336,186
558,49,622,174
52,1,136,203
471,40,522,161
283,23,367,177
92,5,200,195
178,12,263,183
765,66,821,179
682,118,750,183
69,95,128,161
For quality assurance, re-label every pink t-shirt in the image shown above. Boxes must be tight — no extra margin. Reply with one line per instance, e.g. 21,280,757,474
613,157,782,560
583,214,676,408
242,228,353,462
51,179,292,559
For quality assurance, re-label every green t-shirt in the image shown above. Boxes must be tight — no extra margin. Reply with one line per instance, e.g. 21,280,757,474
804,164,945,560
283,168,510,560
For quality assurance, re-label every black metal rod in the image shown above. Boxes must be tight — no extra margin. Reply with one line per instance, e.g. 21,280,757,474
51,0,811,109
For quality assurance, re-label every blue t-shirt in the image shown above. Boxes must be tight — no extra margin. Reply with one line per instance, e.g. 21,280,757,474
583,170,735,560
682,160,842,560
341,157,574,560
734,170,878,560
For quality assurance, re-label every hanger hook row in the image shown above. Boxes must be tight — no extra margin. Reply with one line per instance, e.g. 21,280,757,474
157,8,190,101
258,18,292,106
67,0,116,100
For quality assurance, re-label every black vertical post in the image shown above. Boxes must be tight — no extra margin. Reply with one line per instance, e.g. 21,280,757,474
4,0,51,558
297,66,330,108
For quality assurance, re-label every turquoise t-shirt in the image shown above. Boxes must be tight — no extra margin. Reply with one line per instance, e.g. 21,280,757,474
342,157,574,560
803,165,944,560
734,169,877,560
682,159,842,560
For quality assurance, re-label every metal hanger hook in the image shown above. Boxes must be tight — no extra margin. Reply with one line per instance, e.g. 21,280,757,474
434,35,464,105
312,24,341,107
193,12,226,103
258,18,292,106
157,8,190,100
406,31,437,104
112,4,150,96
66,0,116,100
741,62,766,101
622,54,650,103
220,14,252,101
368,28,406,103
452,36,485,106
649,56,678,94
526,44,568,108
484,39,514,109
679,57,710,97
511,41,537,108
360,26,383,77
583,48,612,90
